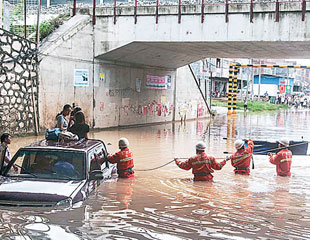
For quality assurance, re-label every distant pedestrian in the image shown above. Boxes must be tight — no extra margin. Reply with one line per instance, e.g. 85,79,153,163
268,138,292,177
277,95,281,104
303,98,307,108
244,97,248,112
281,95,285,104
0,133,17,171
295,97,300,109
175,141,229,181
55,104,72,130
68,111,89,139
300,97,305,108
107,138,134,178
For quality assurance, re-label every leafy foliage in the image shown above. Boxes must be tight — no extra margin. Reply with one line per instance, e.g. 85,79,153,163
39,14,69,41
39,21,54,40
40,14,69,41
212,99,289,112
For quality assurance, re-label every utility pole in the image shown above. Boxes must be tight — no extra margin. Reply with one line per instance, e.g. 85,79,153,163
246,60,249,100
251,58,254,100
258,59,262,101
241,68,244,100
0,0,2,28
36,0,42,45
24,0,27,38
209,72,213,109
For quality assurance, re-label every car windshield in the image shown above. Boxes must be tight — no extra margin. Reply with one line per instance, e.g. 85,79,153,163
6,150,85,181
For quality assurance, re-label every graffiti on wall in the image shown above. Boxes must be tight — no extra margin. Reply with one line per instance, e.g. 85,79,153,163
120,99,174,117
108,87,136,98
0,28,38,134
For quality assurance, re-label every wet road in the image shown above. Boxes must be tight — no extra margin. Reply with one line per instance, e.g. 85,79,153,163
1,109,310,239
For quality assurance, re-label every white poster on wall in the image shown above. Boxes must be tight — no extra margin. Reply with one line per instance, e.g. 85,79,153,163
136,78,141,92
74,69,89,86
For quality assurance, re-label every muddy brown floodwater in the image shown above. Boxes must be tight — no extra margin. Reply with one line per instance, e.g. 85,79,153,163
1,109,310,239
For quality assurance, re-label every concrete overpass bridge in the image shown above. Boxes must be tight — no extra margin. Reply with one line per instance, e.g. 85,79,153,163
39,1,310,129
83,0,310,68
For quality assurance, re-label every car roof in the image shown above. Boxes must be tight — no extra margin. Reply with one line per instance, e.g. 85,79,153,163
22,139,104,152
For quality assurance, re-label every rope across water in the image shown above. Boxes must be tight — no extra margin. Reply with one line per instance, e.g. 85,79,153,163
135,156,227,171
135,142,309,171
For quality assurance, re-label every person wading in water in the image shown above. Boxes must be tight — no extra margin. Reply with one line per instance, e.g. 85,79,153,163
107,138,134,178
175,141,230,181
230,139,254,175
268,138,292,177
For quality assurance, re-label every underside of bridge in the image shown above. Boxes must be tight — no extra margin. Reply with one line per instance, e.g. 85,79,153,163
96,41,310,68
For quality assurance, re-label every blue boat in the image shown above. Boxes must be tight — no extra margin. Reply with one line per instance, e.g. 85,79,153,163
251,140,308,155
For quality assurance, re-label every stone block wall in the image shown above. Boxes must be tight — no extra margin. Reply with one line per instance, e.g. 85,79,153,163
0,28,38,135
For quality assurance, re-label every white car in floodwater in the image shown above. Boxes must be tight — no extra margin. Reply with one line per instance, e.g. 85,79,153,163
0,139,117,207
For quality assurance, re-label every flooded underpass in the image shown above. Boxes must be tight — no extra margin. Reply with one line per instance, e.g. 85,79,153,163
1,109,310,239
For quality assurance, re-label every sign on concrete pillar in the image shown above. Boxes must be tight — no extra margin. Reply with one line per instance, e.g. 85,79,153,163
74,69,89,86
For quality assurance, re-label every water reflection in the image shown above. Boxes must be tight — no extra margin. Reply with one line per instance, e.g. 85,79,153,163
1,110,310,239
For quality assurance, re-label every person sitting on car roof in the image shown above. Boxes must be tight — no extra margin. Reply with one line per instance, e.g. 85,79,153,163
68,111,89,140
107,138,134,178
55,104,72,131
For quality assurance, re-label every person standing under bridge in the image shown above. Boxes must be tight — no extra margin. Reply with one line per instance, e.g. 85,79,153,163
175,141,229,181
268,138,292,177
107,138,134,178
230,139,254,175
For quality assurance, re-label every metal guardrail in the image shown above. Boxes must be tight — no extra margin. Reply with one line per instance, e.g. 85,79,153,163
70,0,309,25
2,0,308,40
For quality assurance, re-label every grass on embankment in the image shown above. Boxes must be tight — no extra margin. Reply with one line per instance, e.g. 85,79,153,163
211,99,290,112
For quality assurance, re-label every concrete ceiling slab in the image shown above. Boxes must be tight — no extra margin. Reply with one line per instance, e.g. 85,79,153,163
96,41,310,68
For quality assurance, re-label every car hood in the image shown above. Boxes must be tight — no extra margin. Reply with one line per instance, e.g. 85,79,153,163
0,177,84,204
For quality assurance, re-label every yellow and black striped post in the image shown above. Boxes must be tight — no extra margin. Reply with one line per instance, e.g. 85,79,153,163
227,63,234,115
232,67,239,114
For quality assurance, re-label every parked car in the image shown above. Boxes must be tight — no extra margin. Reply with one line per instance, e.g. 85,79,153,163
0,139,117,207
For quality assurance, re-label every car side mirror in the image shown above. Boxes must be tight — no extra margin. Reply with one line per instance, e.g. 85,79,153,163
89,170,103,180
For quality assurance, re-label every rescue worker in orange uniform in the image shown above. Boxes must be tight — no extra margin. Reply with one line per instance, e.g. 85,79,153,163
268,138,292,177
175,141,229,181
107,138,134,178
230,139,254,175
